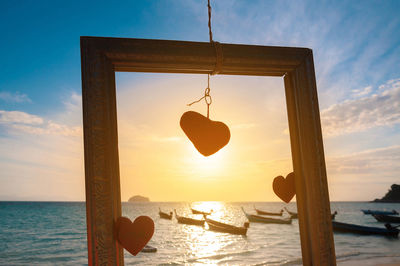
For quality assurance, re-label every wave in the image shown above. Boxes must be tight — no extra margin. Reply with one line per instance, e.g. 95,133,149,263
250,252,362,266
336,252,400,264
165,248,260,264
252,252,400,266
336,251,361,261
251,257,303,266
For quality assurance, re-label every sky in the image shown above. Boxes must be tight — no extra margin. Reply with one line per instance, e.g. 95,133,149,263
0,0,399,202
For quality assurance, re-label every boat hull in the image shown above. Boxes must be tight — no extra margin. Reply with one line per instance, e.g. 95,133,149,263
142,245,157,253
206,218,248,235
284,208,298,219
247,215,291,224
207,222,247,235
242,208,291,224
174,210,205,226
254,206,283,216
332,221,399,237
159,212,172,220
191,208,211,215
373,214,400,223
177,217,205,226
361,209,399,215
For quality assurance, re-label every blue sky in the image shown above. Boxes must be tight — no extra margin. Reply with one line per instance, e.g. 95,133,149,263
0,0,399,201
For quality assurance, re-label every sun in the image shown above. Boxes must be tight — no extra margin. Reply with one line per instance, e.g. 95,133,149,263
183,142,229,178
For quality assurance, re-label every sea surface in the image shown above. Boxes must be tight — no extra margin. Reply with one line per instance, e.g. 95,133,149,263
0,201,399,265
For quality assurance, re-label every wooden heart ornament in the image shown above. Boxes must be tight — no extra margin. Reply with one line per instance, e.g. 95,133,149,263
115,216,154,256
180,111,230,156
273,172,296,203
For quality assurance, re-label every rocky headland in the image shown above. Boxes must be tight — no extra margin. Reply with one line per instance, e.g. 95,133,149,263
373,184,400,203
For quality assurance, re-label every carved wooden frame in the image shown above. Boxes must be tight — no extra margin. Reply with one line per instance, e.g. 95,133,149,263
80,36,336,265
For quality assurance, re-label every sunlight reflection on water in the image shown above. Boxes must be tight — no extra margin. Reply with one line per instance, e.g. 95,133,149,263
2,202,400,265
123,201,286,265
119,201,400,265
171,202,234,263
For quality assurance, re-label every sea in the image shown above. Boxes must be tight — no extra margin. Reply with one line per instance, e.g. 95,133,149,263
0,201,399,265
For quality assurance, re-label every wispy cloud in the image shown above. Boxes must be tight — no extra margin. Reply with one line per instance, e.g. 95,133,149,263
252,145,400,178
327,145,400,176
62,92,81,114
0,91,31,103
0,110,43,125
321,78,400,136
180,0,400,111
0,92,84,201
249,144,400,200
351,86,372,98
326,144,400,200
10,122,81,137
0,93,82,137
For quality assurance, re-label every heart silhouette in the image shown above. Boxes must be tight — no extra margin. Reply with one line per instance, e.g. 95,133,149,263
273,172,296,203
115,216,154,256
180,111,230,156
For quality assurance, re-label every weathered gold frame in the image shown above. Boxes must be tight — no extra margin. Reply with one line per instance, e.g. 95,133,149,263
80,37,336,265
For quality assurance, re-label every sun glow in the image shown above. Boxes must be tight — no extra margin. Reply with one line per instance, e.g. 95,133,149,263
183,142,230,178
116,74,292,201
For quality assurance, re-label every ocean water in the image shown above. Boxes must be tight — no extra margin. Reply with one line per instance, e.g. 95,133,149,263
0,202,399,265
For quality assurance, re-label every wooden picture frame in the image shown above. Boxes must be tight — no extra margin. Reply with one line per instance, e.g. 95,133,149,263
80,36,336,265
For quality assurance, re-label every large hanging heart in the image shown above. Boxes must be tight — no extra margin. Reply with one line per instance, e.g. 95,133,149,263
273,172,296,203
115,216,154,256
180,111,230,156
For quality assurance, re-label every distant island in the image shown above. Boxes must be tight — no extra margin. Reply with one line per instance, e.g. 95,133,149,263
128,195,150,202
373,184,400,203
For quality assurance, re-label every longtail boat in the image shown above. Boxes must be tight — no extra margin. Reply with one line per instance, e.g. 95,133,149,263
373,214,400,223
205,217,249,235
242,207,291,224
142,245,157,253
283,207,336,220
253,205,283,216
284,207,298,219
332,221,399,237
207,222,247,235
159,208,173,220
191,208,212,216
361,209,398,215
174,210,205,226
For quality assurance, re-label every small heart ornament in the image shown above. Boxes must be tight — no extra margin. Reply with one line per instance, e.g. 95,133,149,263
273,172,296,203
180,111,230,156
115,216,154,256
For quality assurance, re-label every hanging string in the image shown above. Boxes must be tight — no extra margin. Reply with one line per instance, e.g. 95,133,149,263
187,74,212,118
187,0,215,119
206,0,213,118
208,0,213,43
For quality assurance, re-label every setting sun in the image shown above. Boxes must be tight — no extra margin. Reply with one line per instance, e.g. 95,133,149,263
183,142,230,179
